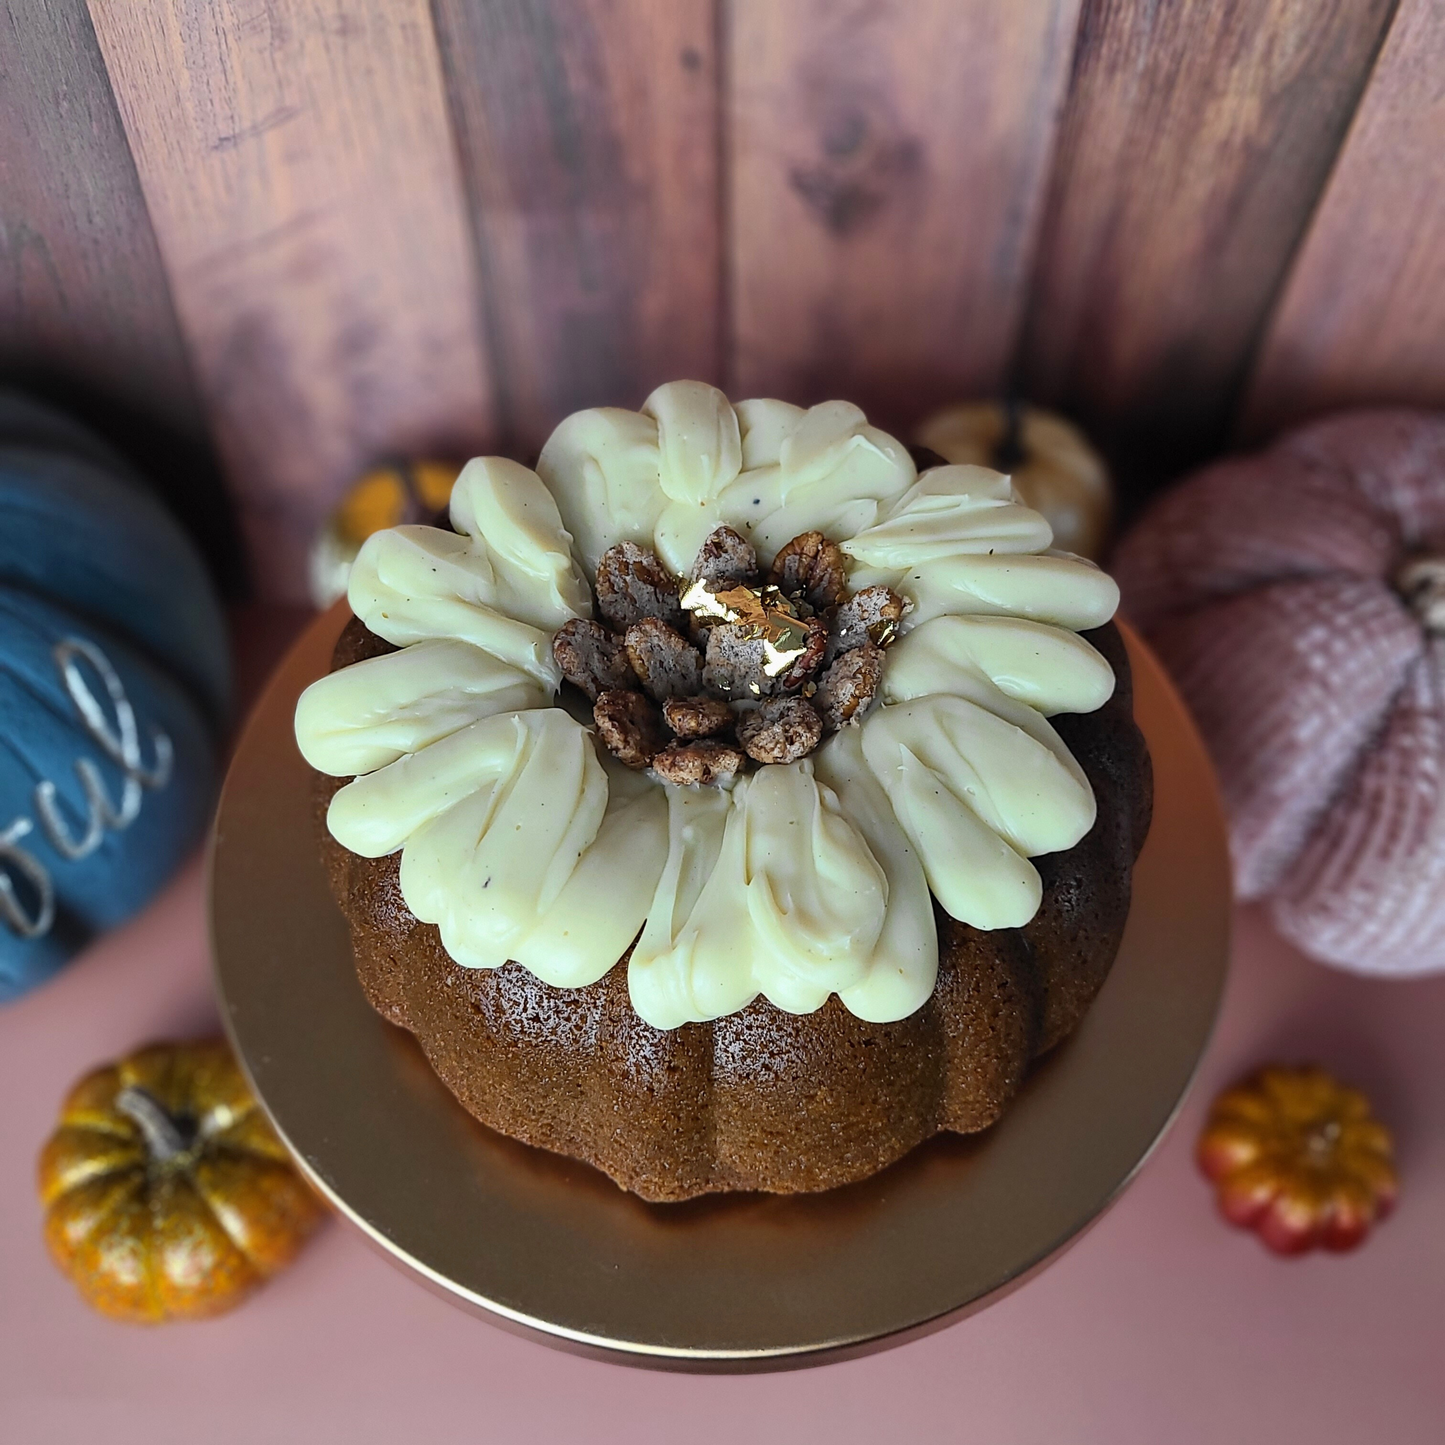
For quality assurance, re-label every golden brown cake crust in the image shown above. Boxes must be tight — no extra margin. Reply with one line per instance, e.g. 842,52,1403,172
313,617,1152,1202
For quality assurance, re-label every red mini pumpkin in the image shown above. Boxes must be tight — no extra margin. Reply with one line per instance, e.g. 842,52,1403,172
1197,1065,1397,1255
1114,410,1445,975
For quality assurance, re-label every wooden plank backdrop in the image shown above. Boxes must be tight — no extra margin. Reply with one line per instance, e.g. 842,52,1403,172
3,0,1443,599
0,0,241,590
1241,0,1445,439
1018,0,1399,494
434,0,721,457
0,0,199,435
729,0,1081,429
88,0,495,599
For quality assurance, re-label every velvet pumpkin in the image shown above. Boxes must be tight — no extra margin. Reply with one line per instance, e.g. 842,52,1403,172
1113,410,1445,976
0,392,230,1000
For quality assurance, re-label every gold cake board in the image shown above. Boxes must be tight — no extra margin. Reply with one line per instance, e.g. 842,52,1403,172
210,602,1230,1371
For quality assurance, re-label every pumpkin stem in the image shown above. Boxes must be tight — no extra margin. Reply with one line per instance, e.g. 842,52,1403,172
993,397,1026,474
115,1085,190,1164
1394,555,1445,634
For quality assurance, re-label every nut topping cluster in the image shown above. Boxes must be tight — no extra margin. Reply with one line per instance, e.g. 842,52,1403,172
552,527,906,786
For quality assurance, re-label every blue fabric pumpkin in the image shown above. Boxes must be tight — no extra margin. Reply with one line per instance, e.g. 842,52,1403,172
0,393,230,1000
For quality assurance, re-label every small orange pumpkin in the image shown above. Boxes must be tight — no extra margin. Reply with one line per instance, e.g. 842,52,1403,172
1197,1065,1397,1255
38,1039,324,1322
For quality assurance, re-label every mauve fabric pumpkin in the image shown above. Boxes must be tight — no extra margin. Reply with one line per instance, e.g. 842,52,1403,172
1113,409,1445,977
0,393,229,1000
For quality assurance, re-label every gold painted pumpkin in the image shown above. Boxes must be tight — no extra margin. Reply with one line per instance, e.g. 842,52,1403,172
1197,1065,1397,1255
38,1039,324,1322
916,401,1113,561
308,459,459,607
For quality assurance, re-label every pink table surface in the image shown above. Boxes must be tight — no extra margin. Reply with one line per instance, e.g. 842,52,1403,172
3,615,1443,1444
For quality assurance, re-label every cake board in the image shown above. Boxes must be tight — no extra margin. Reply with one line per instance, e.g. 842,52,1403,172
210,602,1230,1371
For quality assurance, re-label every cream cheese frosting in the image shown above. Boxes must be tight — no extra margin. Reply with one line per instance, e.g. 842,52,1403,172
629,764,887,1027
296,382,1121,1030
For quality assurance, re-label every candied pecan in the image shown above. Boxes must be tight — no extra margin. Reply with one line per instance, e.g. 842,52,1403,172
593,689,669,770
702,624,774,700
662,694,734,739
769,530,847,609
736,696,823,764
829,585,906,660
595,541,684,631
815,641,885,730
625,617,704,701
778,615,829,691
552,618,636,701
651,740,747,788
702,614,828,700
688,525,758,589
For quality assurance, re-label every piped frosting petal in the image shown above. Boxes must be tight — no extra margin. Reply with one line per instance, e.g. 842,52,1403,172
814,727,939,1022
295,639,548,777
536,406,665,576
860,693,1097,930
394,709,610,968
841,464,1054,568
348,457,588,686
884,614,1115,717
626,764,888,1028
901,551,1121,631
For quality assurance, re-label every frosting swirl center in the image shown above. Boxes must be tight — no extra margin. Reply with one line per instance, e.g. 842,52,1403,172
295,382,1121,1030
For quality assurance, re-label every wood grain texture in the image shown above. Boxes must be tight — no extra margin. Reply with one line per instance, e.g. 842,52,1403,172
433,0,720,455
0,1,245,587
1018,0,1398,492
728,0,1081,433
0,0,199,431
89,0,495,600
1242,0,1445,439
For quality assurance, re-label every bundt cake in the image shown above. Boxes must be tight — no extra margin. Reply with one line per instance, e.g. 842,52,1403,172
296,383,1152,1203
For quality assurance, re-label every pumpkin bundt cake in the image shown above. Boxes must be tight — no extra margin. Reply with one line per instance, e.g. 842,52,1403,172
296,383,1152,1202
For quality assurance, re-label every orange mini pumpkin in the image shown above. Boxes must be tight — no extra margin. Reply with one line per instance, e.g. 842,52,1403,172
38,1039,324,1322
1197,1065,1397,1255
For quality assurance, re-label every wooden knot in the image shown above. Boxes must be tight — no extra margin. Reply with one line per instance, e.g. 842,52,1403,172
788,99,923,238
